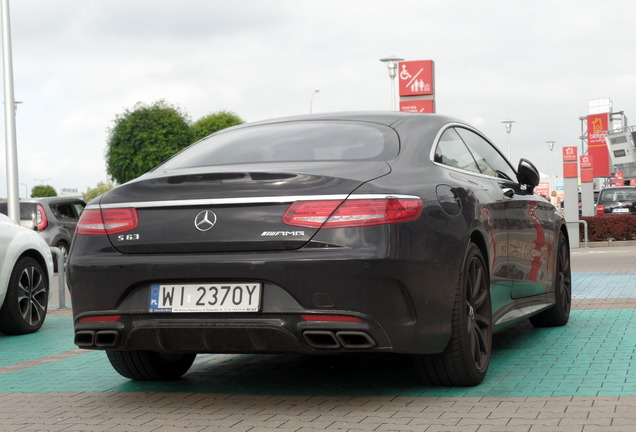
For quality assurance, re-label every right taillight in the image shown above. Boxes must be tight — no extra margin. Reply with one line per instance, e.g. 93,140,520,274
76,208,138,235
596,204,605,215
283,198,423,228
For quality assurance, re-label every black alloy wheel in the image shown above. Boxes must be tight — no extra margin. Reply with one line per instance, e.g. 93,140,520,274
529,231,571,327
418,242,492,386
0,257,49,335
106,350,197,380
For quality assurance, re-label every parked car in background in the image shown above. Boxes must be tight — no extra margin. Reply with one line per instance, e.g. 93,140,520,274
0,197,86,271
596,186,636,215
0,213,54,334
68,112,570,386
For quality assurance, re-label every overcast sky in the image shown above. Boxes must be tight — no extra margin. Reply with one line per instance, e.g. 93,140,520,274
2,0,635,197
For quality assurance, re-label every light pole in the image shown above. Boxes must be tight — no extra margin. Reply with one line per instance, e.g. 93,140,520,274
34,177,51,185
2,0,20,223
546,140,556,195
380,55,404,111
309,88,320,113
502,120,515,161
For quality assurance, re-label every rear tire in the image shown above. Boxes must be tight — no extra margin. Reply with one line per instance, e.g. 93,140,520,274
529,231,571,327
0,257,49,335
106,350,196,380
417,242,492,386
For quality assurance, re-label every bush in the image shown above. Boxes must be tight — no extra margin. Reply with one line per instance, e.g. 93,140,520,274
579,215,636,241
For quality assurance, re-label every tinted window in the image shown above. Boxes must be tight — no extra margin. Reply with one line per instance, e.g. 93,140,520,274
0,202,36,221
455,128,517,181
157,121,399,170
599,188,636,203
50,203,78,220
434,128,481,173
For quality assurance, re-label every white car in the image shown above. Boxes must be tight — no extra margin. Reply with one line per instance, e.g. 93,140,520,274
0,212,54,334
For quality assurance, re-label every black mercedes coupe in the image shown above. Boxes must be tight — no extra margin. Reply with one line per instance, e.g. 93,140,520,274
67,112,571,386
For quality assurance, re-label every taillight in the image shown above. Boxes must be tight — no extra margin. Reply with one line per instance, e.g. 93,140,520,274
76,208,138,235
596,204,605,215
35,204,48,230
283,198,423,228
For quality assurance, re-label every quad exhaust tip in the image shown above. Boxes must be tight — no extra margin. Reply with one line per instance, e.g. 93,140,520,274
303,330,375,349
75,330,120,348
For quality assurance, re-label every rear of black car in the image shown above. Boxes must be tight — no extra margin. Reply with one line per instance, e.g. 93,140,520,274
596,186,636,215
67,116,456,374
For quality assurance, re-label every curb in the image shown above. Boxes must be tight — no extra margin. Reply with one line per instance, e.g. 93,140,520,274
586,240,636,248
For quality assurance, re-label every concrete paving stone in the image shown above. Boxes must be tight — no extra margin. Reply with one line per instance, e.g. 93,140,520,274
584,427,636,432
278,419,335,429
425,426,480,432
475,426,531,432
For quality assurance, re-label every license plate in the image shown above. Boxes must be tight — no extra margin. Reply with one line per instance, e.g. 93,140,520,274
612,208,629,213
149,283,261,313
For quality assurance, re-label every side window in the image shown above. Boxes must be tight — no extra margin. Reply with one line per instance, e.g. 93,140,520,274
455,128,517,181
51,203,77,220
434,128,481,174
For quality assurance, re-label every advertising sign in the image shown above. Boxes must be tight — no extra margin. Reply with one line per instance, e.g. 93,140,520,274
399,100,435,113
580,155,593,183
563,147,578,178
398,60,434,97
615,171,625,186
587,113,610,177
535,182,550,199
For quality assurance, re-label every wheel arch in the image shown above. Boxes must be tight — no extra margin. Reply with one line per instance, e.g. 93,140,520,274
469,230,490,278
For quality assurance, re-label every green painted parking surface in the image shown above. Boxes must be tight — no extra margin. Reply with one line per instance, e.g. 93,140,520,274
1,309,635,397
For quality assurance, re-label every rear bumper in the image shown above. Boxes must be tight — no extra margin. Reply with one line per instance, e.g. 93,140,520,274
68,248,460,356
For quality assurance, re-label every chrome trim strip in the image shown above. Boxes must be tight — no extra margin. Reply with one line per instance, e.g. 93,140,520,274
88,194,420,210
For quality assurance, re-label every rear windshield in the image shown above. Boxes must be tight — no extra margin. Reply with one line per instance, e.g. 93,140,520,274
0,202,37,221
156,121,399,170
599,188,636,202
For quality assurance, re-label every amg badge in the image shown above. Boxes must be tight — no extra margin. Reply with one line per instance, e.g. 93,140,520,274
261,231,305,237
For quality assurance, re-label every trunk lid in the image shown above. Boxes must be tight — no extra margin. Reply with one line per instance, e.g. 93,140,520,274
98,162,390,254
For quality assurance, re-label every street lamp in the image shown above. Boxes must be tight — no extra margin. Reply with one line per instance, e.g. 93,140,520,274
501,120,515,161
309,88,320,113
546,140,556,196
34,177,51,185
380,55,404,111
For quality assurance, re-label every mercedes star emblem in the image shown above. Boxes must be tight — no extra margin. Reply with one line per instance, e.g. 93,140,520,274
194,210,217,232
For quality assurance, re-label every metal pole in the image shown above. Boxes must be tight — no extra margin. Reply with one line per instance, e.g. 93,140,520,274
1,0,20,223
380,56,404,111
502,120,515,161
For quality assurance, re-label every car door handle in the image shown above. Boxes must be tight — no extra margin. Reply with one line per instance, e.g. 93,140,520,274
502,188,515,198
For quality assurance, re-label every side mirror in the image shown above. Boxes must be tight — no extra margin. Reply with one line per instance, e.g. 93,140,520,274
517,158,540,193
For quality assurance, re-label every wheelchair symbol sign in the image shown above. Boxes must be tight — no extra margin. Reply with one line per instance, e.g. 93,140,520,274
398,60,434,97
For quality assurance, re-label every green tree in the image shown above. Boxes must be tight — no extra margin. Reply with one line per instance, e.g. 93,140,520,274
31,185,57,197
191,110,244,142
83,180,116,203
106,100,194,184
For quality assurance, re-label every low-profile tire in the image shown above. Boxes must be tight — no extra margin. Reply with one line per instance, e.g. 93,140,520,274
417,242,492,386
0,257,49,335
106,350,196,380
529,231,571,327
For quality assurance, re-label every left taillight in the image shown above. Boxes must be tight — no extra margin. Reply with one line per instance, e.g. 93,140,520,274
35,204,48,230
76,208,138,235
283,198,423,228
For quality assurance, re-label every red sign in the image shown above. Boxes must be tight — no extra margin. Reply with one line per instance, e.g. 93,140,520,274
563,146,577,162
399,100,435,113
587,113,610,177
535,182,550,199
580,155,593,169
631,179,636,186
580,155,593,183
615,171,624,181
563,147,578,178
398,60,434,97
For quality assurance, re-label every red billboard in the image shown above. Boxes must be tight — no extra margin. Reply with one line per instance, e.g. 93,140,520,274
398,60,434,97
587,113,610,177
